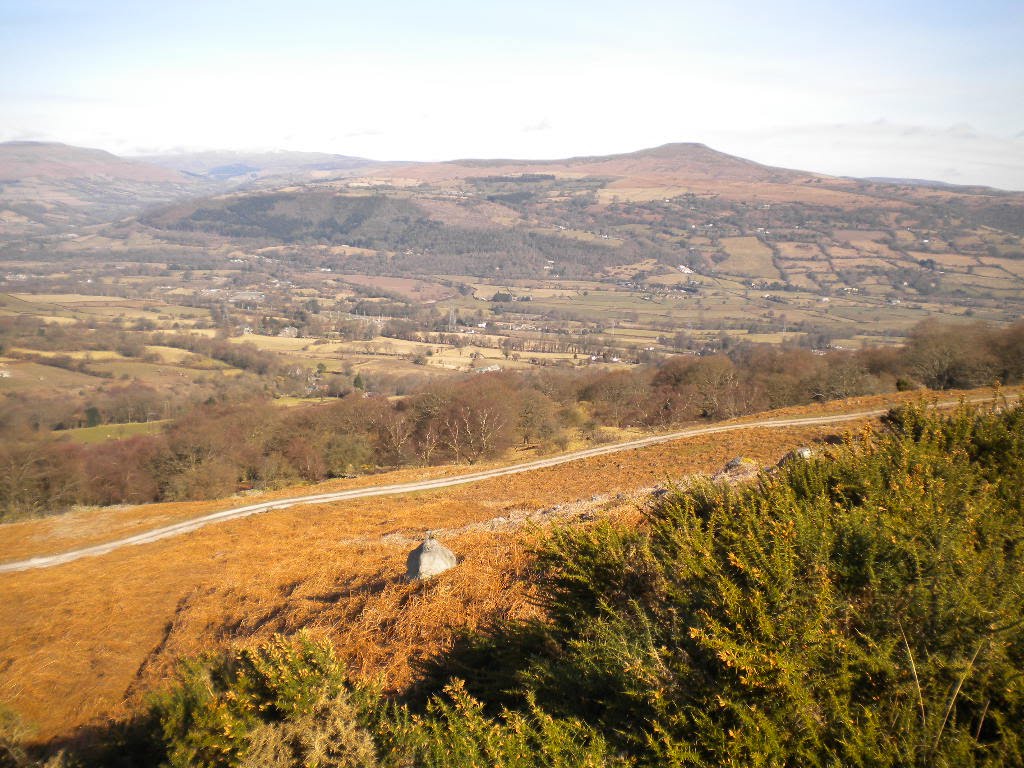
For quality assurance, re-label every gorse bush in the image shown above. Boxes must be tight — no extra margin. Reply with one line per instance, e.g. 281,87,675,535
148,633,383,768
429,399,1024,766
144,633,619,768
397,681,625,768
94,399,1023,767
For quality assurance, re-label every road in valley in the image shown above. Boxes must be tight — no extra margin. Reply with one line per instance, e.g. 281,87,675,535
0,398,996,573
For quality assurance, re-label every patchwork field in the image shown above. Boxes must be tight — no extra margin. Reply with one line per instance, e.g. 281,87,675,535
60,420,168,444
717,236,781,279
338,274,457,302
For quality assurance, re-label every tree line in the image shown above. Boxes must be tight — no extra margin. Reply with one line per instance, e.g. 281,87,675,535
0,319,1020,521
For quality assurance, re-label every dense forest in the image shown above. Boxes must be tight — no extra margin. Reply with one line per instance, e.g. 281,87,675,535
6,399,1021,766
0,319,1021,521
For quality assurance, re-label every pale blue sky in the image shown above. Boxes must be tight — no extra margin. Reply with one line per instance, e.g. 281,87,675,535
2,0,1023,187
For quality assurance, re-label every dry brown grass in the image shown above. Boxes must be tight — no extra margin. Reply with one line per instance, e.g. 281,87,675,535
0,388,1016,746
0,462,482,562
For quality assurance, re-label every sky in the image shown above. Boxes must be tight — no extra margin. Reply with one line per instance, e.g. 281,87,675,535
2,0,1023,188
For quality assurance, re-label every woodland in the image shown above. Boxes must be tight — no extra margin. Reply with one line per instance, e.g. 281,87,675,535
0,318,1021,520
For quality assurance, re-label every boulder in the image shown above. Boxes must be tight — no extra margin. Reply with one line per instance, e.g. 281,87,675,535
406,534,457,580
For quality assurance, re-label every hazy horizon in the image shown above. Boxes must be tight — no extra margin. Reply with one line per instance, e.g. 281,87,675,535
2,0,1022,188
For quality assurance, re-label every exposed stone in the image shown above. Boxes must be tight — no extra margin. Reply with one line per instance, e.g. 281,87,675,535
713,456,760,484
406,533,458,580
777,446,813,467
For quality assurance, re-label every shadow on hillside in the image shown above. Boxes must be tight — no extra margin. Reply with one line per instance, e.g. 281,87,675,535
407,618,554,715
33,712,164,768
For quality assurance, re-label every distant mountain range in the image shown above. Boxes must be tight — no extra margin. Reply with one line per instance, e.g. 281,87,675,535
860,177,982,190
1,139,1021,245
0,142,387,237
0,141,209,237
0,141,185,184
134,149,379,181
2,138,1023,334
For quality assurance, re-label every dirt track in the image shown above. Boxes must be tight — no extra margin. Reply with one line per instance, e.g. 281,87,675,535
0,397,995,573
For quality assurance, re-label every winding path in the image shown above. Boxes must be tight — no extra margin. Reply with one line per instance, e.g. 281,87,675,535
0,399,992,573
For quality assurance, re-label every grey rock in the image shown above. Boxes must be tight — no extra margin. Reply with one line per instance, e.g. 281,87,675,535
777,446,813,467
406,533,457,580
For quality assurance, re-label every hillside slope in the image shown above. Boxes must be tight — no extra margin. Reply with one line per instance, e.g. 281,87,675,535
425,142,806,185
0,389,1012,747
0,142,211,237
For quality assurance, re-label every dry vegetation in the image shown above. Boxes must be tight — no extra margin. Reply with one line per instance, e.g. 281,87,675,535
0,394,921,747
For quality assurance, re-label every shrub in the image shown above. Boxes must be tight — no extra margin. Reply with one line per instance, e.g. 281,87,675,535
397,681,626,768
144,633,623,768
429,399,1024,766
148,632,382,768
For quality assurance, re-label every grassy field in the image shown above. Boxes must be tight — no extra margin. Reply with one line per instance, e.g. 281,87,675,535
59,420,167,444
228,334,318,352
7,347,127,361
0,360,106,390
338,274,457,302
144,345,207,364
9,293,141,304
716,236,781,279
1,293,211,327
